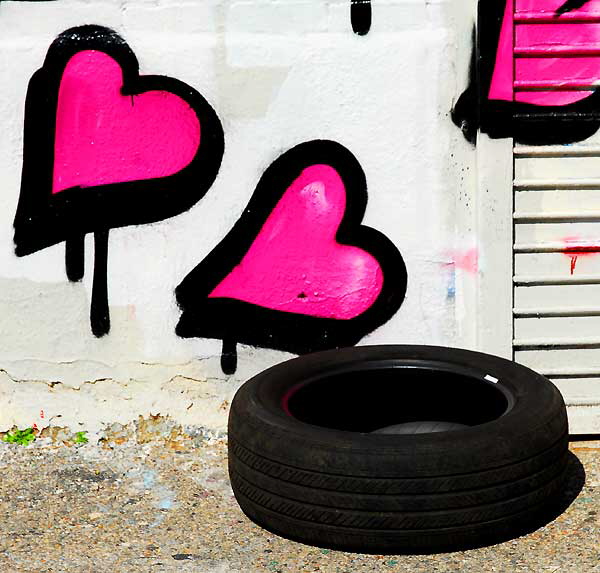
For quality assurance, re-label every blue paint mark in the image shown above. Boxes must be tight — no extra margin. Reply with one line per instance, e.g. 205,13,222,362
446,269,456,300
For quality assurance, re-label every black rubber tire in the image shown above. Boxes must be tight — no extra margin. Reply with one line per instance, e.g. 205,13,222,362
228,345,569,553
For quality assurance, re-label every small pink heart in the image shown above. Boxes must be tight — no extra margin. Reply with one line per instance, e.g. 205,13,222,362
52,50,201,193
209,164,384,319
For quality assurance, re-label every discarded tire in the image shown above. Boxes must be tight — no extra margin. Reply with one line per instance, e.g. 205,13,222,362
228,345,569,553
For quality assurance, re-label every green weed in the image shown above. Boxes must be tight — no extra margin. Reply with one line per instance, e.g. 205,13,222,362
74,431,89,444
2,427,36,446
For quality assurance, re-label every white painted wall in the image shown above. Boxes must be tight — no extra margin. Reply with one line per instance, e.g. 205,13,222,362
0,0,481,437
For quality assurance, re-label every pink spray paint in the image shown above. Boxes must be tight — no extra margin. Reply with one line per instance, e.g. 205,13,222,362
53,50,201,193
490,0,600,106
448,248,479,274
209,165,384,319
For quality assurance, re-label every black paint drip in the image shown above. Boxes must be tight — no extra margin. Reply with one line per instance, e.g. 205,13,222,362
221,339,238,375
90,229,110,337
451,26,478,145
351,0,371,35
65,234,85,282
555,0,592,17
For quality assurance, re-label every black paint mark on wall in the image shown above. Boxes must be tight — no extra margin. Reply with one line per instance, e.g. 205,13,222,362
176,140,407,374
351,0,371,35
221,338,238,375
15,25,224,336
91,229,110,336
451,26,478,145
555,0,592,17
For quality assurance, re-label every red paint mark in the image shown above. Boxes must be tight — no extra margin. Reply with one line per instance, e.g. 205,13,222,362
564,245,600,254
32,423,38,431
445,248,479,274
40,409,45,419
562,237,600,274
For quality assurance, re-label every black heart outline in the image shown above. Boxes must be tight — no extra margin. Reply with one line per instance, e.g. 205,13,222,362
14,25,224,336
175,140,408,372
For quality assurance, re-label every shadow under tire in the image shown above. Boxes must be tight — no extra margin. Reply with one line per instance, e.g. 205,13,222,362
227,345,569,553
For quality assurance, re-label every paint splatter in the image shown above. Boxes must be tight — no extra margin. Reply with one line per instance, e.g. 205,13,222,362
563,244,600,254
447,276,456,300
445,248,479,274
221,339,238,375
570,255,578,275
555,0,593,17
563,237,600,274
351,0,372,35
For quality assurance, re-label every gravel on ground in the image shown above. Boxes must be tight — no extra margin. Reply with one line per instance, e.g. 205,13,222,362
0,434,597,573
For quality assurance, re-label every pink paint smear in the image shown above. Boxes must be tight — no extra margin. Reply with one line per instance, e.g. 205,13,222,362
53,50,201,193
445,248,479,274
209,165,384,320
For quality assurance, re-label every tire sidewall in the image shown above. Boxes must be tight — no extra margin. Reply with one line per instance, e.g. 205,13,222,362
229,345,568,477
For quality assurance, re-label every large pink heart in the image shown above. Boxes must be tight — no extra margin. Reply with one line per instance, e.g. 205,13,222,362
52,50,201,193
209,164,384,319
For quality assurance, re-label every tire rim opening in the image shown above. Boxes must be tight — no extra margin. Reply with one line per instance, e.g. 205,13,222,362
283,364,510,434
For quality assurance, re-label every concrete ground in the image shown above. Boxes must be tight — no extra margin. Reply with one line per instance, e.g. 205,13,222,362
0,433,597,573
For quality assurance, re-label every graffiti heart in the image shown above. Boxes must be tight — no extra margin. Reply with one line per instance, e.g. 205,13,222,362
14,25,224,336
453,0,600,144
175,140,407,374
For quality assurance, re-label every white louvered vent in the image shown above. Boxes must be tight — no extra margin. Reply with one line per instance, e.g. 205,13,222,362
513,137,600,430
505,0,600,432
